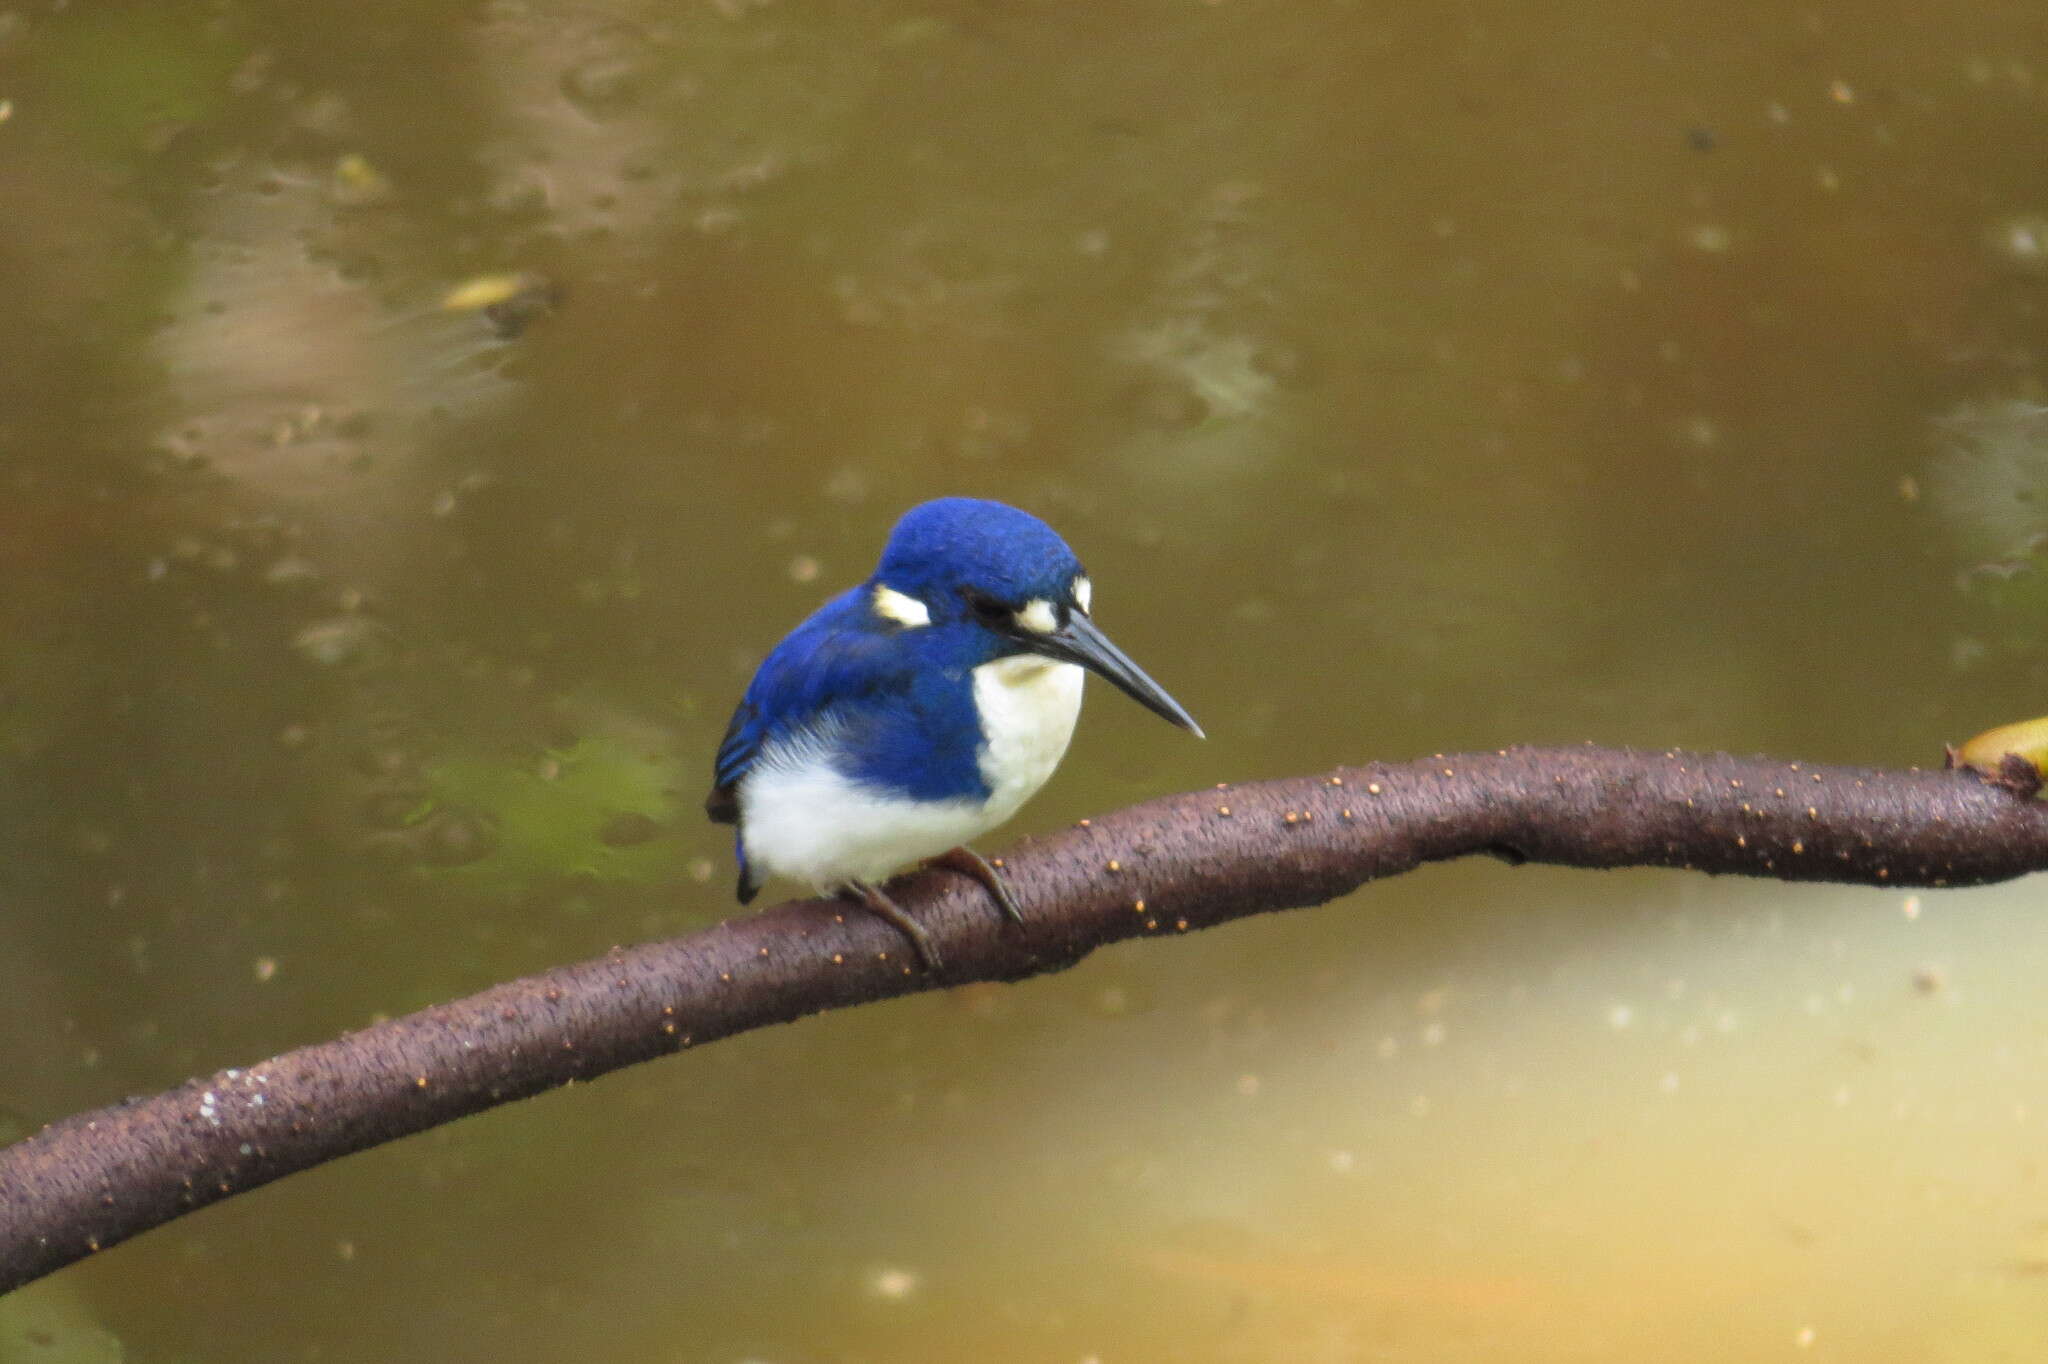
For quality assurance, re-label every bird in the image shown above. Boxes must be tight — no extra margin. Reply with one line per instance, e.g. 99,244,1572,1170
706,497,1203,970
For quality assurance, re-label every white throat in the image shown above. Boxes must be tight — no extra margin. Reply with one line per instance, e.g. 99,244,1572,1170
971,654,1084,825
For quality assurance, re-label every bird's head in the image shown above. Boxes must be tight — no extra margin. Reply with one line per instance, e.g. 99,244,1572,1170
869,497,1203,737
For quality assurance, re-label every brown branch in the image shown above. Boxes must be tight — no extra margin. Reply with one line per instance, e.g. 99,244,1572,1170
5,745,2046,1294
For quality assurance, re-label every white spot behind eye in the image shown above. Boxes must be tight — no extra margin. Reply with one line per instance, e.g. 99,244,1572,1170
1015,598,1059,634
1072,576,1092,614
872,584,931,627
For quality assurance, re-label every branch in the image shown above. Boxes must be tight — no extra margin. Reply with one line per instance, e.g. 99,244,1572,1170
5,745,2045,1294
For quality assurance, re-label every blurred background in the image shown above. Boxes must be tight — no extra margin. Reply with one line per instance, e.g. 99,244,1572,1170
4,1,2048,1359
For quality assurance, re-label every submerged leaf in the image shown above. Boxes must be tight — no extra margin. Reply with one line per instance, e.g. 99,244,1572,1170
413,736,686,899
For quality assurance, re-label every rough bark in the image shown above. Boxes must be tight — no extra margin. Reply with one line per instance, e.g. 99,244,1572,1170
4,746,2045,1295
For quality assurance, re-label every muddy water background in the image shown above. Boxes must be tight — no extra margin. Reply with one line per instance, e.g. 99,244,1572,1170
5,1,2048,1359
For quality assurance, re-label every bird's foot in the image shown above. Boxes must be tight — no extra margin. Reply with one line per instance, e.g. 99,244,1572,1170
927,845,1024,926
845,879,944,971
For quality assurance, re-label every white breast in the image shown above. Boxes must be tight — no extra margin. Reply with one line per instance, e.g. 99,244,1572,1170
741,753,993,891
971,654,1084,827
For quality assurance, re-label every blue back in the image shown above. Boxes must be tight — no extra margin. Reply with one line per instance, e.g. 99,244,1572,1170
712,585,993,803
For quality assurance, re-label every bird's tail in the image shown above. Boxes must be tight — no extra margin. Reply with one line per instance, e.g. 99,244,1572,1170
735,834,760,904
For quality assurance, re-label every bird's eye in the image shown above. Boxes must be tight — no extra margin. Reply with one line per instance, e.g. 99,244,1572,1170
960,588,1011,625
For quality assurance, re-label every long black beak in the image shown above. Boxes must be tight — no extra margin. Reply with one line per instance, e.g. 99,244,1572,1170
1027,612,1204,738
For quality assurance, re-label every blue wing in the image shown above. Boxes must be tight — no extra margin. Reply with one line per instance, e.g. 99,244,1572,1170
707,588,910,803
705,588,920,897
705,585,993,902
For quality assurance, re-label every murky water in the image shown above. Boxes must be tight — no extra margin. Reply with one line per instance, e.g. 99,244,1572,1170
4,0,2048,1359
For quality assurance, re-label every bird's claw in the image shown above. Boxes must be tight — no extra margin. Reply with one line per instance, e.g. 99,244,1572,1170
846,880,945,971
929,845,1025,926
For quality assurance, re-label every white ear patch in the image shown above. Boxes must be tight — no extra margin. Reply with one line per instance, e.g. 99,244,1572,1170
1072,576,1092,614
1014,598,1059,635
872,584,931,628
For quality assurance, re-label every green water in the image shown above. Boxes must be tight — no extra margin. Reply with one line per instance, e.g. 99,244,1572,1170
4,1,2048,1358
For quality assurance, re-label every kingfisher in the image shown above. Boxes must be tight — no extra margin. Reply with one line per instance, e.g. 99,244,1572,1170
706,497,1203,969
